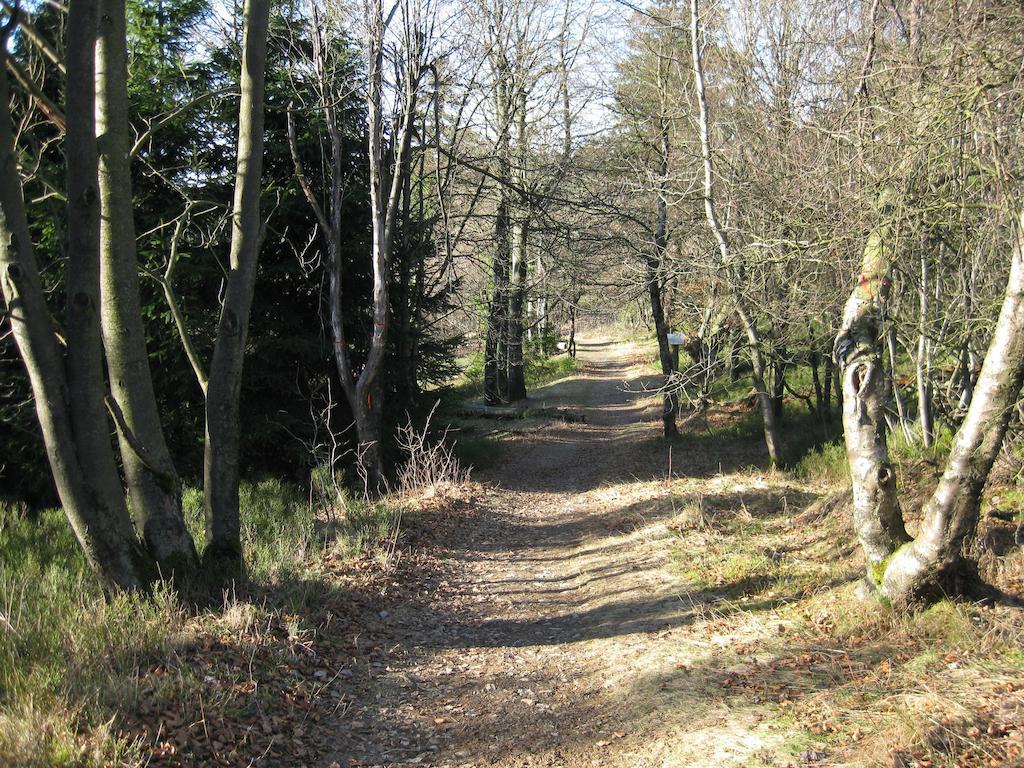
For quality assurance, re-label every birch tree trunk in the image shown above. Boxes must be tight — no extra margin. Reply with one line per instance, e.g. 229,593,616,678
96,0,196,571
837,200,1024,606
0,10,146,589
202,0,271,570
689,0,783,465
916,245,935,446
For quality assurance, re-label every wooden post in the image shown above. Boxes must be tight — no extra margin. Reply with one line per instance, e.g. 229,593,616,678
667,332,684,372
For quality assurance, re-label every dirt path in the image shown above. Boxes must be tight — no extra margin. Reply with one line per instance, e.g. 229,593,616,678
328,336,788,767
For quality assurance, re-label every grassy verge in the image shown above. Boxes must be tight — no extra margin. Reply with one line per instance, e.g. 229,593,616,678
659,468,1024,767
447,349,580,401
0,479,404,767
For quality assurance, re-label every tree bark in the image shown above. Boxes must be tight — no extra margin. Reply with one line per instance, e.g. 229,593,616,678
0,18,146,590
916,244,935,446
342,0,421,494
689,0,782,464
880,211,1024,604
837,198,1024,606
484,74,512,406
96,0,196,572
506,90,529,403
834,196,911,576
202,0,271,571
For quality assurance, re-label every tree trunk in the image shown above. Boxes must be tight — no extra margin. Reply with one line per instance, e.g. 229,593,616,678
96,0,196,572
822,351,834,420
810,346,824,419
648,256,678,438
916,246,934,447
689,0,782,464
66,0,139,565
346,0,421,493
834,201,911,578
837,200,1024,606
506,87,529,403
0,27,146,590
771,344,786,420
484,87,512,406
202,0,271,572
880,213,1024,604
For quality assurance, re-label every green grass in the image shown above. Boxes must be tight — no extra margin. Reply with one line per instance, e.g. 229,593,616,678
525,352,579,388
792,440,849,485
448,349,580,399
0,503,180,765
0,479,402,766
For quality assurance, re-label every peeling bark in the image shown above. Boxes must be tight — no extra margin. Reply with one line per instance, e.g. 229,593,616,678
838,199,1024,606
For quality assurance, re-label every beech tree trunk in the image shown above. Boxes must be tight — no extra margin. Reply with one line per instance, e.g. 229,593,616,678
836,198,1024,607
0,10,147,590
203,0,271,570
96,0,196,572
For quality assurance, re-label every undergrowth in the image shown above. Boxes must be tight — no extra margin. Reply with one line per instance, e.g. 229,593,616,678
0,478,405,767
451,349,579,399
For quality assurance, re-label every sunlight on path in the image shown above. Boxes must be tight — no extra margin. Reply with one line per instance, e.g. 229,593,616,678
327,334,802,768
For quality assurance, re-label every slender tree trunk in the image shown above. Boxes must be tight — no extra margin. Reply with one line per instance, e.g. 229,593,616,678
0,21,146,590
202,0,271,571
771,343,786,420
689,0,782,464
810,345,824,419
917,245,934,446
96,0,196,571
67,0,137,559
507,88,529,403
648,256,678,437
886,324,913,442
503,88,528,403
484,90,512,405
506,210,529,402
822,351,834,419
346,0,420,494
568,303,577,357
880,215,1024,603
648,105,678,437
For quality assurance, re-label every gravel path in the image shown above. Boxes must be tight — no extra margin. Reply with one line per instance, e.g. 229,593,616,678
325,337,778,768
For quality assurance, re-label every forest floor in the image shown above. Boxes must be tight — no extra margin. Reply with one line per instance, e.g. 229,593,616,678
317,334,1024,768
13,332,1018,767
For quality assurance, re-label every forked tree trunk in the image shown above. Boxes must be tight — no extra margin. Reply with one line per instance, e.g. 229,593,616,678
836,200,1024,607
96,0,196,571
343,0,421,494
203,0,271,570
689,0,782,464
0,13,146,590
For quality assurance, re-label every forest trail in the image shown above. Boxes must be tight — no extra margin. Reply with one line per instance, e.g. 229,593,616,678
328,335,800,767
